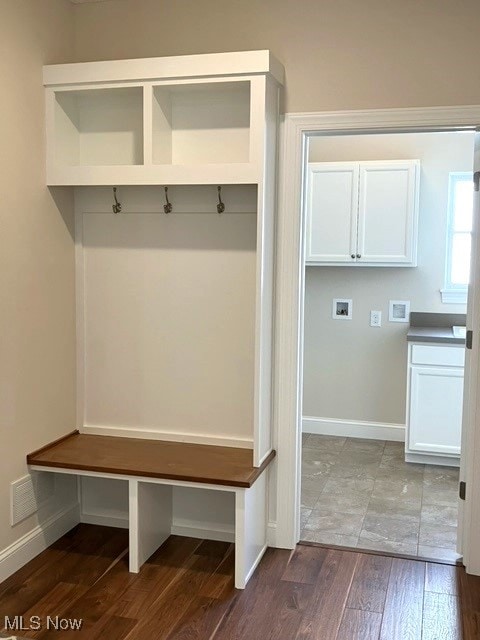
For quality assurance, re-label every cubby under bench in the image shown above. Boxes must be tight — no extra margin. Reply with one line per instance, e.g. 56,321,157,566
27,432,275,589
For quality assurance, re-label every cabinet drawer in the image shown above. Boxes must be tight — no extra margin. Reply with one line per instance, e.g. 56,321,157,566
411,344,465,367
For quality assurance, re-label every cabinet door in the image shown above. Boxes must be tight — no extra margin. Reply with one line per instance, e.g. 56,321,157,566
409,366,463,456
357,161,419,265
305,163,359,264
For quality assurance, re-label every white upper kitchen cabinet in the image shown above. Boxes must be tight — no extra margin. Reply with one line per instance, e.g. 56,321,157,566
305,160,420,266
305,163,359,264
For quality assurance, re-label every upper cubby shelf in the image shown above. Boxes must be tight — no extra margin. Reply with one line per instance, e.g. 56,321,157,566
44,50,284,186
152,81,250,166
54,86,144,167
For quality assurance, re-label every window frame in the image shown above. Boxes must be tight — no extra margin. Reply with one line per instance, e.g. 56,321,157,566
441,171,474,304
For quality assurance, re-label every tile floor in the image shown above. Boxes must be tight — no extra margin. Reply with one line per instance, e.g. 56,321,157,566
301,434,460,561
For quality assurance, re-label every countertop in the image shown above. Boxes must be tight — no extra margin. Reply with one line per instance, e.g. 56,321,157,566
407,326,465,345
407,312,466,345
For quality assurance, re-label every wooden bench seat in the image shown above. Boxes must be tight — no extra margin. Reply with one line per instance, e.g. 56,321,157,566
27,431,275,488
27,431,275,588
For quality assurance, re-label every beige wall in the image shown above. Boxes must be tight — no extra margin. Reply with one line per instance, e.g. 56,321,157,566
0,0,76,551
0,0,479,555
303,131,474,424
72,0,480,112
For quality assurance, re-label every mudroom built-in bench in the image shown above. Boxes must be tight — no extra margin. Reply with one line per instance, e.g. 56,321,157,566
27,432,275,588
27,49,284,589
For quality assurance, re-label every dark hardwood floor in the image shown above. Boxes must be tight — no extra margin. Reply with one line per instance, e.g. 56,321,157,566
1,524,479,639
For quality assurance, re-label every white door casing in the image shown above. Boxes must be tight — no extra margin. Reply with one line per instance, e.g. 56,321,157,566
459,131,480,568
274,107,480,574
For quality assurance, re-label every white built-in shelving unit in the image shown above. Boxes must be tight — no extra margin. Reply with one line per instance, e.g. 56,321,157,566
42,50,284,587
44,50,283,467
45,50,283,187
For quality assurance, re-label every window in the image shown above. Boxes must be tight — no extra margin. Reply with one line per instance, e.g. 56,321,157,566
442,172,474,304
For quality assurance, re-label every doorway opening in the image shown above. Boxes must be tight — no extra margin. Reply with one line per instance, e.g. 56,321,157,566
299,129,476,562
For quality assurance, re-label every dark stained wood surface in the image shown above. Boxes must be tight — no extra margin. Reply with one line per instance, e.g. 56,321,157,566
281,544,327,584
379,558,425,640
425,562,461,596
296,549,359,639
336,609,383,640
422,592,462,640
26,432,275,488
346,554,392,613
1,525,479,639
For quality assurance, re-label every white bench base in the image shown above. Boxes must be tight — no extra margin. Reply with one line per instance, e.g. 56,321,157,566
29,465,268,589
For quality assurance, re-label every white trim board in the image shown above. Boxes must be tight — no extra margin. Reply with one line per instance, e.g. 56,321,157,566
43,50,284,87
80,510,235,542
274,105,480,558
266,521,278,547
29,466,242,493
302,417,405,442
244,543,268,585
0,504,80,583
171,523,234,543
405,452,460,468
81,425,253,449
441,289,468,304
80,511,130,529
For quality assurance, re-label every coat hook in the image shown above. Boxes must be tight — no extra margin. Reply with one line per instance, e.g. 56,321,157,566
112,187,122,214
217,186,225,214
163,186,172,214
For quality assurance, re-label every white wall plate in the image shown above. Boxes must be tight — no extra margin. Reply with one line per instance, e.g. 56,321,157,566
389,300,410,322
332,298,353,320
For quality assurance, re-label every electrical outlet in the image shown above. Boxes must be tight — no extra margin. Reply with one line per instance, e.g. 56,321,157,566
370,310,382,327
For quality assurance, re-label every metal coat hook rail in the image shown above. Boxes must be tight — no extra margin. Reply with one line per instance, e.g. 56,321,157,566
217,186,225,214
112,187,122,214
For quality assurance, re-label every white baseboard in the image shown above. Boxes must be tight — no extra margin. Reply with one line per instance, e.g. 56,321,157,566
405,452,460,467
80,510,235,543
244,543,268,585
171,523,235,543
266,521,277,547
0,503,80,583
82,425,253,449
80,511,129,529
303,416,405,442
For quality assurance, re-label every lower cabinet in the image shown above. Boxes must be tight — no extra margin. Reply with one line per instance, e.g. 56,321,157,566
406,343,464,462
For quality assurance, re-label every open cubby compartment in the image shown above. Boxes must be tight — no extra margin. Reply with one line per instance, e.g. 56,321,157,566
152,80,251,166
79,476,235,543
54,86,144,167
80,476,129,526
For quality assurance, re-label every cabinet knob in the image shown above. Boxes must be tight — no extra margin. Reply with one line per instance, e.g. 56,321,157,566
351,254,355,259
356,254,361,259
